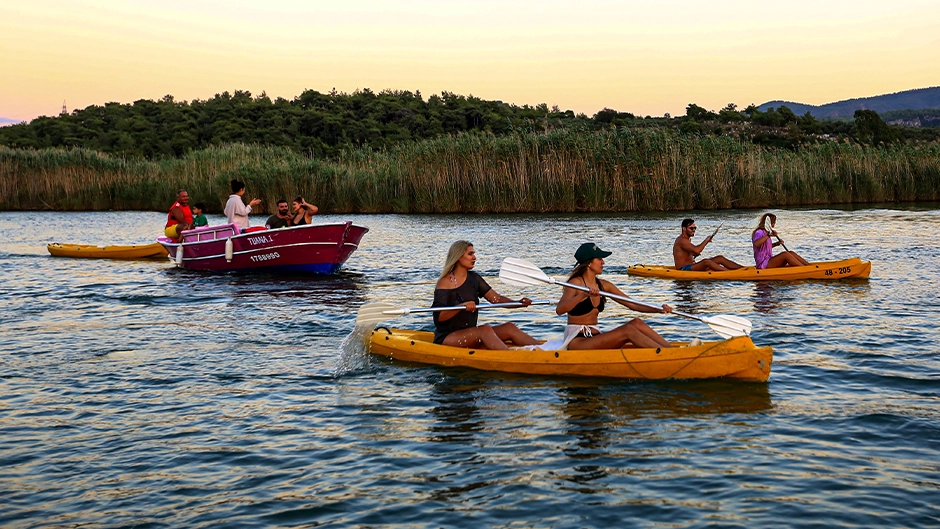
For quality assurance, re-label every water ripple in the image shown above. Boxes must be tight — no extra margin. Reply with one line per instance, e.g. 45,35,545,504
1,208,939,527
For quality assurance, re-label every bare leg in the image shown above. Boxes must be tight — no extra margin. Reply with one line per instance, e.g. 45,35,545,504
710,255,743,270
789,251,810,266
767,251,809,268
568,319,672,350
691,259,726,271
443,325,509,350
492,322,539,346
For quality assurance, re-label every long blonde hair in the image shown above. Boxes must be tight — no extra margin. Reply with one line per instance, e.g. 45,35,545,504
440,240,473,279
753,213,777,238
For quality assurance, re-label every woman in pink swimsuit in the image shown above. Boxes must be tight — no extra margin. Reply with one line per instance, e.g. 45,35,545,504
752,213,810,269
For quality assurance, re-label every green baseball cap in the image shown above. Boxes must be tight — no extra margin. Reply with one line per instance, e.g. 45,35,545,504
575,242,612,264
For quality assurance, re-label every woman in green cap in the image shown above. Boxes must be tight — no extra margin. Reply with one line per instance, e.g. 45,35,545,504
556,242,674,350
432,240,540,350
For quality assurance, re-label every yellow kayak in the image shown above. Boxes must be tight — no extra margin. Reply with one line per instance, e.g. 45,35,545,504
628,257,871,280
370,328,772,382
47,242,170,259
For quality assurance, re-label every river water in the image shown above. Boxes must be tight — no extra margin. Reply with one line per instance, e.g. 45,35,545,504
1,207,938,528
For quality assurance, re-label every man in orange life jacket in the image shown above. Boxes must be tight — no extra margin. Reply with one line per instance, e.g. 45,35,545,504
165,189,194,241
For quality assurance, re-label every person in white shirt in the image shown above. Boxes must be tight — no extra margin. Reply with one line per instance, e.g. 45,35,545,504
223,179,261,230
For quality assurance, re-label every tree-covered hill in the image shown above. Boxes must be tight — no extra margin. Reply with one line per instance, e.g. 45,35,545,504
2,89,938,159
758,86,940,118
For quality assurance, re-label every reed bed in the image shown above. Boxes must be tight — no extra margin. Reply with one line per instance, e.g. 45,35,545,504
2,130,938,213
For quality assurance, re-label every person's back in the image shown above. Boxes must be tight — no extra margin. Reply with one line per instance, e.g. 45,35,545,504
224,179,261,230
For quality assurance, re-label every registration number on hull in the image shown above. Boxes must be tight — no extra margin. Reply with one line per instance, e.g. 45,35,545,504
250,252,281,262
824,266,851,276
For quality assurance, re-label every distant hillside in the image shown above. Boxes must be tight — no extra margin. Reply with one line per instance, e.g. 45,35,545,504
0,117,23,127
759,86,940,118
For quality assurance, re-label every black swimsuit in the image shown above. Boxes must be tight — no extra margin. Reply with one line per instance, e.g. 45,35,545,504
568,280,605,316
432,271,493,344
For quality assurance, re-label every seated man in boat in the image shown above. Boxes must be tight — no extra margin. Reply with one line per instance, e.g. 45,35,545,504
752,213,810,268
265,199,293,229
558,243,674,350
164,189,193,241
432,240,539,350
291,196,319,226
673,218,742,271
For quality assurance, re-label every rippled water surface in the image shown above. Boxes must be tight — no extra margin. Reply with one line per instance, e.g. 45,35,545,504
1,208,939,528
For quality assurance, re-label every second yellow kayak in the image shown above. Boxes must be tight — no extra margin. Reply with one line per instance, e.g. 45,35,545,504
628,258,871,280
47,242,169,259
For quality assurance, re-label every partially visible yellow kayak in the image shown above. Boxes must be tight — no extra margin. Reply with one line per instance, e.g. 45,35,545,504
627,257,871,280
47,242,169,259
370,328,773,382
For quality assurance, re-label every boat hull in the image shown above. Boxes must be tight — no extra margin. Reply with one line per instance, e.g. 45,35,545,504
47,242,169,259
628,257,871,280
158,222,368,274
369,329,773,382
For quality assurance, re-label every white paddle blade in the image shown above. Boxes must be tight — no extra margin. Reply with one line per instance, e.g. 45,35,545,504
355,303,403,326
701,314,753,339
499,258,555,287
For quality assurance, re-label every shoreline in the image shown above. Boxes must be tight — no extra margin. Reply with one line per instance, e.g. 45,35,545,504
3,130,939,214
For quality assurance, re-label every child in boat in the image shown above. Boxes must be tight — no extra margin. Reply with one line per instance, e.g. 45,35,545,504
752,213,810,269
192,203,208,228
556,243,673,350
432,240,540,350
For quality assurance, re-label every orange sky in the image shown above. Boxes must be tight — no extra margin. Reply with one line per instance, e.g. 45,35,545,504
2,0,939,122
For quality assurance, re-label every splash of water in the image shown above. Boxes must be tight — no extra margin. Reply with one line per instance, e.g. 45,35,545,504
334,324,376,376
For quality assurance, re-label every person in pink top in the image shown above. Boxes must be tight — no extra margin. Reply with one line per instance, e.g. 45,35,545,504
751,213,810,269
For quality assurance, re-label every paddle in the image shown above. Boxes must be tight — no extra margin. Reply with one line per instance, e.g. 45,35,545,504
771,229,791,252
499,258,752,339
356,299,556,326
709,222,723,240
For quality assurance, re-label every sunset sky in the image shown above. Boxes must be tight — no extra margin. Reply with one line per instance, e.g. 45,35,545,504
2,0,939,122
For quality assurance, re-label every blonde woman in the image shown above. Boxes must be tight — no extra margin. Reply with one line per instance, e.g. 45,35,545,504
752,213,810,269
432,241,539,350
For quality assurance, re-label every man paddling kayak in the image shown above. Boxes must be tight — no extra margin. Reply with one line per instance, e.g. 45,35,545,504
673,218,742,271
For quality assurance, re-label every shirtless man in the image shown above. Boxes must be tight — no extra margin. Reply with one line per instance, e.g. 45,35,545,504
672,218,742,271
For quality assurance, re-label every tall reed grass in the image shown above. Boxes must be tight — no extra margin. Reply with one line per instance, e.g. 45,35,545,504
2,130,938,213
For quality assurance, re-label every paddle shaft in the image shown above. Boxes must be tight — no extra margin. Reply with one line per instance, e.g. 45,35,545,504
396,299,554,315
551,278,707,324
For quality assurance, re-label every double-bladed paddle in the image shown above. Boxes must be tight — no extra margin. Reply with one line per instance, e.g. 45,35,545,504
498,258,752,339
356,299,556,326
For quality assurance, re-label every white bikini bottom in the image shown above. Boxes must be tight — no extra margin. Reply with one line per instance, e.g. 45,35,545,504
523,324,601,351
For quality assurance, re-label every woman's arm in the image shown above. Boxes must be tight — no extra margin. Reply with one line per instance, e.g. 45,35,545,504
753,230,772,248
483,289,531,306
555,278,595,315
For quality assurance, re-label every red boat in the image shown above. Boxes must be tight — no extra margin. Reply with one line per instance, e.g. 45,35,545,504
157,222,369,274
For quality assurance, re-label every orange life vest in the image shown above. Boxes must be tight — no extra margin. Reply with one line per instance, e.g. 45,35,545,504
166,202,193,228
